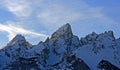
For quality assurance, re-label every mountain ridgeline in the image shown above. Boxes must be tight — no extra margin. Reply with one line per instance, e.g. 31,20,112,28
0,23,120,70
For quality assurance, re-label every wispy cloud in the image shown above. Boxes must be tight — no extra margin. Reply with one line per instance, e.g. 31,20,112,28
0,23,48,41
1,0,32,17
0,0,116,27
37,0,116,29
0,0,118,42
0,0,81,29
38,4,80,28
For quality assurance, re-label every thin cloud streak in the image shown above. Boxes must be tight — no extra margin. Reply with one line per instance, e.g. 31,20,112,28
0,24,48,41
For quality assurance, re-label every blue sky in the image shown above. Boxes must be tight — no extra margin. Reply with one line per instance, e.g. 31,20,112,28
0,0,120,48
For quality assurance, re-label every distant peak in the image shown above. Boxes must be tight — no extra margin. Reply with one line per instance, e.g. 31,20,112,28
104,31,114,36
51,23,73,39
63,23,71,28
101,31,115,39
12,34,25,41
8,34,26,45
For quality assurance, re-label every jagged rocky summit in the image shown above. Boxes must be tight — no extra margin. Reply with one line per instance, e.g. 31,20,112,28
0,23,120,70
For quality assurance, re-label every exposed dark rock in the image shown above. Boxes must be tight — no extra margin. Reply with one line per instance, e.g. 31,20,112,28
52,54,90,70
4,57,40,70
98,60,120,70
51,23,73,40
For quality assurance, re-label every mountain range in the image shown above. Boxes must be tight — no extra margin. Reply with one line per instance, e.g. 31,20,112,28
0,23,120,70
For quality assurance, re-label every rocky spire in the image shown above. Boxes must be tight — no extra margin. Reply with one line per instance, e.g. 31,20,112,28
51,23,73,40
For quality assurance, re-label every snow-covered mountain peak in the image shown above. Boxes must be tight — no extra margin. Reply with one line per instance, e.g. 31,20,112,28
7,34,32,49
51,23,73,40
80,31,116,46
104,31,114,37
0,24,120,70
99,31,115,40
9,34,26,44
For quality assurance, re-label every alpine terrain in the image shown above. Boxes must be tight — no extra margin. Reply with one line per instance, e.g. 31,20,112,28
0,23,120,70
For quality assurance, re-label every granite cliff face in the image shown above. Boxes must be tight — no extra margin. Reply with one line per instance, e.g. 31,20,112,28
0,23,120,70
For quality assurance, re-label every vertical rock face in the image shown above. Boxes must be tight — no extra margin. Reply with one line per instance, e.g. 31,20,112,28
50,23,79,50
51,23,73,40
0,23,120,70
